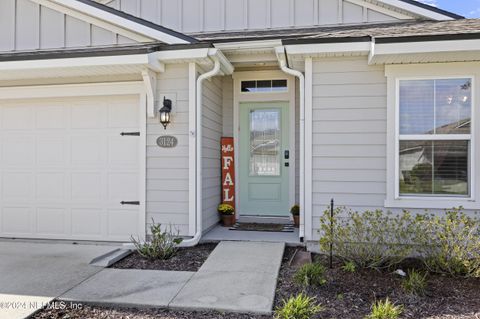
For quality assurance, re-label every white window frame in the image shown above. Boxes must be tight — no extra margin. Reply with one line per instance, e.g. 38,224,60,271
395,76,475,200
385,63,479,210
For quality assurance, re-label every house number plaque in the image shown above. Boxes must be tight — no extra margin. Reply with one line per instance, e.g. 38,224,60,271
157,135,178,148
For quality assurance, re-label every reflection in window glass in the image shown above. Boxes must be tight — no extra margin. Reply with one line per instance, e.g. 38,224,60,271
399,79,471,135
241,81,256,92
256,80,271,92
249,109,281,176
399,80,435,135
399,140,469,196
272,80,288,91
241,80,288,93
435,79,471,134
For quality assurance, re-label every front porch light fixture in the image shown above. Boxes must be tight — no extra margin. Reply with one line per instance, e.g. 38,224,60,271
159,97,172,129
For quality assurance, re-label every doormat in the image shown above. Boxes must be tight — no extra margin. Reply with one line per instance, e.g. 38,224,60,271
229,222,294,232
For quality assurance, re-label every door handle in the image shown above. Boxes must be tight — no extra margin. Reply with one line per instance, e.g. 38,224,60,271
285,162,289,167
284,150,290,160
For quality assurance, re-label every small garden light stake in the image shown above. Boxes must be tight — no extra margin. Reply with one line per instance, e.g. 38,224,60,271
330,198,334,269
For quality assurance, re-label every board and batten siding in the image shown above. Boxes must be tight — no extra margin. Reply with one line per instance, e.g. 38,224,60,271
310,57,387,240
0,0,136,52
147,64,190,235
202,75,223,231
105,0,404,34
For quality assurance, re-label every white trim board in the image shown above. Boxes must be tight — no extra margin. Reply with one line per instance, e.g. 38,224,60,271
375,0,457,20
0,81,145,100
30,0,192,44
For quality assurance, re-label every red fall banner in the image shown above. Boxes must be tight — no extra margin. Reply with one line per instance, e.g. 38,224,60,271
221,137,235,212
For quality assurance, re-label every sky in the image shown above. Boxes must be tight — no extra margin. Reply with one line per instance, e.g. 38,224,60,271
415,0,480,18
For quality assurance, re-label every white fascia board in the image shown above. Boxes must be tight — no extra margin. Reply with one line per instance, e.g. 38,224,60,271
32,0,190,44
0,54,162,72
376,0,456,20
214,40,283,51
373,39,480,57
154,48,211,62
284,42,371,56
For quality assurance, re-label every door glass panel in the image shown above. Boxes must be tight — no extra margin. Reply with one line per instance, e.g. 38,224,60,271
249,109,281,176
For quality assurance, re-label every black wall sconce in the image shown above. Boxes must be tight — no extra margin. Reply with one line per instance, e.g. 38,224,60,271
159,97,172,129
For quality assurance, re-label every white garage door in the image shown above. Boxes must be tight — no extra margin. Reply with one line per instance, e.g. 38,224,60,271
0,95,144,241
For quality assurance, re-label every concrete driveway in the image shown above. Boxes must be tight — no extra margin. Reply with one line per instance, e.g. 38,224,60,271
0,241,115,319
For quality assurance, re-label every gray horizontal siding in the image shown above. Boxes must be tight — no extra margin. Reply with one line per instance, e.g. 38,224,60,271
106,0,404,33
146,64,190,236
202,75,223,231
0,0,136,52
311,56,387,240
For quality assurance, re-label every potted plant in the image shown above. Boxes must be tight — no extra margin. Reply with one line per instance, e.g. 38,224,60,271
291,204,300,228
218,203,236,227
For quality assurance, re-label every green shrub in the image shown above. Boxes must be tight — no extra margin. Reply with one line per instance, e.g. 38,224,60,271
131,219,183,260
342,261,356,273
290,205,300,216
320,206,480,277
274,293,323,319
217,203,235,215
401,269,428,296
365,298,403,319
415,209,480,278
293,263,327,287
320,208,418,269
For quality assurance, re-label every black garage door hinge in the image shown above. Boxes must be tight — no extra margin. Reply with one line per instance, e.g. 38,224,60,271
120,201,140,205
120,132,140,136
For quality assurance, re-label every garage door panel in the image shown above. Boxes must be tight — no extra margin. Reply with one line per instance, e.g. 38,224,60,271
36,173,66,201
2,207,32,234
71,172,103,201
35,104,67,129
36,207,67,235
71,102,108,129
107,209,138,238
0,95,142,241
70,135,107,166
108,136,139,167
3,172,34,200
36,137,67,167
2,105,33,130
71,208,103,237
2,135,35,167
108,173,138,201
108,99,139,128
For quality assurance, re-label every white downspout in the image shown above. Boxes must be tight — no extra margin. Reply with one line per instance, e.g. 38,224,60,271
179,56,221,247
276,46,306,240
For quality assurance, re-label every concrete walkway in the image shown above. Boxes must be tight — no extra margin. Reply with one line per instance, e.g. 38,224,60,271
61,241,285,314
0,241,115,319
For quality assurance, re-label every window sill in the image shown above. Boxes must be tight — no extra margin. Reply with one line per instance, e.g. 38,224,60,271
384,198,479,210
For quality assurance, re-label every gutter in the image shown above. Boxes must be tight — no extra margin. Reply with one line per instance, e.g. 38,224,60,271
275,46,306,241
180,49,234,247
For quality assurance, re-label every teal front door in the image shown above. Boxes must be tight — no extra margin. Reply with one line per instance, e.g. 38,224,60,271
239,102,290,216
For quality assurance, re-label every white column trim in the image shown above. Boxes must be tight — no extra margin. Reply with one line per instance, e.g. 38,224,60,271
304,57,313,241
188,62,197,236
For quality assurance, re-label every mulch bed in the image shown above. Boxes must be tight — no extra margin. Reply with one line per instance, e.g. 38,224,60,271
33,246,480,319
110,243,217,272
32,306,271,319
274,247,480,319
